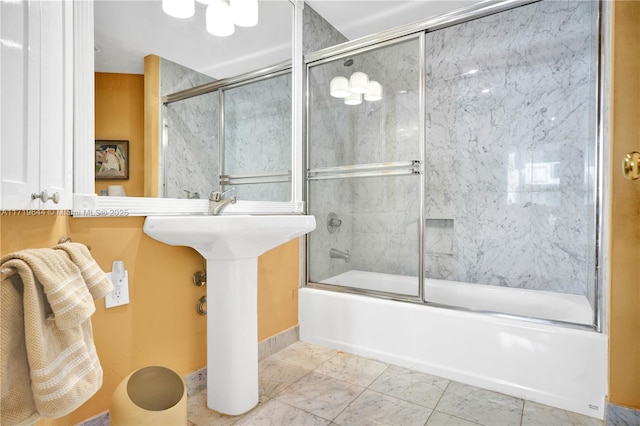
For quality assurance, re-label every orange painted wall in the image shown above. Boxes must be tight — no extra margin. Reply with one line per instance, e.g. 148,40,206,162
94,73,144,197
2,214,207,424
0,71,300,424
1,215,298,425
608,0,640,409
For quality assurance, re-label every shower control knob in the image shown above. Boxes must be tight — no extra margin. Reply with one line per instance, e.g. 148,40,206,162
327,212,342,233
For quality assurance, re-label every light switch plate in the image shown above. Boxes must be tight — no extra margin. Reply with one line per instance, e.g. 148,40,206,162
105,270,130,308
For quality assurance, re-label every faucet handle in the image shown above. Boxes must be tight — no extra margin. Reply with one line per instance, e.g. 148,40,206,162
209,188,235,201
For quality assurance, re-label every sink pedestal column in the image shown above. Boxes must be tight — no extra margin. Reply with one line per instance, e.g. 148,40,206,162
206,258,259,415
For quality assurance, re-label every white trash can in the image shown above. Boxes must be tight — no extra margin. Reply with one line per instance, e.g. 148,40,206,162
110,366,187,426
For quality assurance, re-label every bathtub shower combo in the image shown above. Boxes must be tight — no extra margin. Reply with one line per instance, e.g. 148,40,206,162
302,0,607,419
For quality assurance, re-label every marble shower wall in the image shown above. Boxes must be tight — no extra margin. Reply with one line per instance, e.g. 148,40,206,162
424,0,598,297
308,1,598,301
161,58,218,199
303,4,347,54
224,73,292,202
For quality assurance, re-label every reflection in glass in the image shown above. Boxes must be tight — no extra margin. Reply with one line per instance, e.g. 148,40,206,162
223,73,292,202
163,91,219,199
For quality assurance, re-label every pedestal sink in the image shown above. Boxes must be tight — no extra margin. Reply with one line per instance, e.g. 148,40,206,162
143,215,316,415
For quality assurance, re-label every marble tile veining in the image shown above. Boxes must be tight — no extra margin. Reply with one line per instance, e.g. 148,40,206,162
426,411,482,426
606,403,640,426
421,0,598,295
435,382,524,426
269,341,338,370
258,357,311,398
234,398,330,426
272,372,364,420
333,389,433,426
313,351,388,388
522,400,605,426
369,365,450,409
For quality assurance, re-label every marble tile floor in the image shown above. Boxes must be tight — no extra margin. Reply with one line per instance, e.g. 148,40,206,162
188,341,603,426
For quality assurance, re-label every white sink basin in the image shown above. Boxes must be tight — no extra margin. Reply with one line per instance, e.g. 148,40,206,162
142,214,316,415
143,215,316,260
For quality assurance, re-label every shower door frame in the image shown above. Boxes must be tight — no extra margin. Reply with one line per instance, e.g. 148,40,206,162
305,32,426,304
303,0,606,332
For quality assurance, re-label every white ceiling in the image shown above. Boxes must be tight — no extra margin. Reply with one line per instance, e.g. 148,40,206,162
94,0,477,79
304,0,476,40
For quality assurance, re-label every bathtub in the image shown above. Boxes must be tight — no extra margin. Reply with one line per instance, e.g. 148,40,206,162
299,271,607,419
320,270,594,324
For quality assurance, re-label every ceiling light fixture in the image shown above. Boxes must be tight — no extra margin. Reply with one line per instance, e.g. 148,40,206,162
231,0,259,27
207,0,235,36
162,0,259,37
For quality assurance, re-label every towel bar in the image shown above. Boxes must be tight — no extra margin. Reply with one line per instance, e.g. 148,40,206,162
1,237,90,282
58,236,91,251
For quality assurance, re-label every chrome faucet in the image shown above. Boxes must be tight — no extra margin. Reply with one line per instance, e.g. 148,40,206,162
209,188,237,215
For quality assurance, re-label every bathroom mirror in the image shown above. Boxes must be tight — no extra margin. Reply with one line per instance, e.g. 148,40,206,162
88,0,296,213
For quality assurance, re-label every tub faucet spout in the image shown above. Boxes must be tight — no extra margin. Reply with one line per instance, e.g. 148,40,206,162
330,248,350,263
209,188,236,215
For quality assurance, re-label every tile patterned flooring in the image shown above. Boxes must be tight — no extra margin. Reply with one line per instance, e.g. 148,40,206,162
188,341,604,426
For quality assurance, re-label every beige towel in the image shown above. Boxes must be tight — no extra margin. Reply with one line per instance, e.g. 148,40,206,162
53,242,113,300
2,249,95,330
1,252,104,424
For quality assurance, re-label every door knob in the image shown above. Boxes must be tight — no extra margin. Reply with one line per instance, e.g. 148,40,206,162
622,151,640,180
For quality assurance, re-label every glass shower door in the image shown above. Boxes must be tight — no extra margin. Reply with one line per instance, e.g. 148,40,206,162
421,0,599,325
222,72,292,202
306,36,422,298
162,90,219,199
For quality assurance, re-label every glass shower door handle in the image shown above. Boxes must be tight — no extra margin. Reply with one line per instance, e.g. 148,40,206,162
622,151,640,180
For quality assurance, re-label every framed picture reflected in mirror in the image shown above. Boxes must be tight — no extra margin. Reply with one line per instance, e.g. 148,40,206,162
95,140,129,180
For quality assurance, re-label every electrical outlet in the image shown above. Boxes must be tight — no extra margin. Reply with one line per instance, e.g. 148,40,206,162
105,270,130,308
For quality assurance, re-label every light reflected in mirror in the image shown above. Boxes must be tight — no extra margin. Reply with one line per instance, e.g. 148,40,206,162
94,0,292,79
